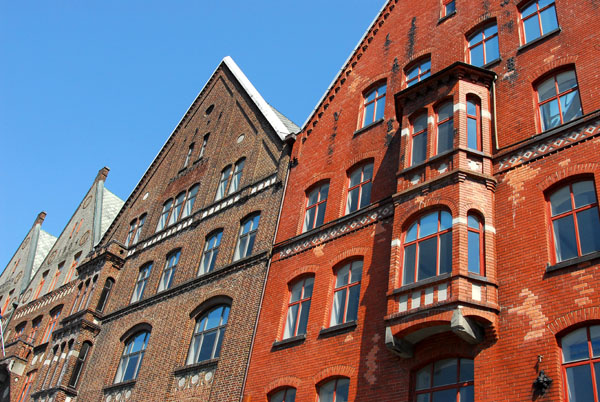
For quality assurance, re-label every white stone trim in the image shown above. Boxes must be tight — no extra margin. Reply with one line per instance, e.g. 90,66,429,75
482,110,492,120
452,217,467,226
454,102,466,112
484,225,496,234
391,239,401,247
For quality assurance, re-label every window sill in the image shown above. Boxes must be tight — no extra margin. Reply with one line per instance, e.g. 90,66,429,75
173,358,219,376
397,148,455,177
272,334,306,350
437,10,456,24
103,379,136,393
546,251,600,273
517,28,561,53
390,273,452,295
319,321,357,338
353,119,384,137
482,57,502,69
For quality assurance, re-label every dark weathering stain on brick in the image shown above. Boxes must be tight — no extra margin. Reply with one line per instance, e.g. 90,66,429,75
406,17,417,60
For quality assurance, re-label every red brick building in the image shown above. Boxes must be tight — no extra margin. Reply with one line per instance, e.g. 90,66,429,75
243,0,600,401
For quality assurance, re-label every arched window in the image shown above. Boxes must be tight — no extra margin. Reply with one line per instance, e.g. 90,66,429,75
96,278,115,313
30,316,42,344
199,134,209,158
186,305,230,365
14,322,26,342
16,370,37,402
402,210,452,285
199,230,223,275
548,180,600,262
519,0,558,44
131,263,152,303
304,182,329,232
436,101,454,155
215,165,232,201
406,58,431,87
411,114,428,165
467,22,499,67
560,325,600,401
168,191,187,226
158,250,180,292
234,214,260,261
156,199,173,232
183,142,194,168
284,276,314,339
229,158,245,195
69,341,92,388
318,377,350,402
115,331,150,383
361,83,386,127
346,163,373,214
466,96,482,151
467,213,484,275
270,387,297,402
536,70,582,131
41,307,62,344
330,260,362,326
415,358,474,401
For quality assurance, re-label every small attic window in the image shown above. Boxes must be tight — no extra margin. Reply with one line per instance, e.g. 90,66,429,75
205,105,215,116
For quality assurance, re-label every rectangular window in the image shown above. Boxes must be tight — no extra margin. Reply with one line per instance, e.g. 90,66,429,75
41,309,61,344
229,159,245,194
199,231,222,275
199,134,209,159
411,114,428,165
346,164,373,214
234,214,260,261
468,23,499,67
436,102,454,154
537,70,582,131
168,192,186,226
156,199,173,232
520,0,559,44
215,166,232,201
330,261,362,326
158,251,180,292
183,143,194,168
362,84,386,127
304,183,329,232
132,214,146,245
64,253,81,284
406,58,431,87
131,264,152,303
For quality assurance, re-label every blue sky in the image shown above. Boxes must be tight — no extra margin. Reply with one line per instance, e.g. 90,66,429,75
0,1,386,271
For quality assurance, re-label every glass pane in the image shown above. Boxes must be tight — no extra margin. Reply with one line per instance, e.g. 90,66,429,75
521,1,537,18
407,66,418,81
562,327,590,362
364,102,375,125
365,89,376,102
321,183,329,200
416,365,432,390
460,385,475,402
406,222,418,242
331,290,345,326
307,188,319,206
346,285,360,322
379,84,387,95
359,182,372,209
591,326,600,357
433,359,458,387
290,281,303,303
539,0,554,8
221,306,229,323
375,97,385,121
419,212,439,238
438,102,453,121
287,388,297,402
284,304,298,338
540,6,558,33
557,70,577,93
418,237,437,281
445,0,455,14
421,59,431,72
566,365,594,402
553,216,578,261
577,207,600,255
413,132,428,164
122,354,139,381
560,91,582,123
537,77,557,103
305,207,315,231
437,120,454,154
468,215,480,229
550,185,573,216
403,244,416,284
468,231,481,274
245,233,256,257
304,278,314,298
523,15,541,42
316,203,326,227
336,264,350,287
363,163,374,181
417,395,431,402
319,380,335,402
132,333,147,352
540,99,561,130
484,24,497,36
460,359,474,382
468,31,481,47
432,388,457,402
335,379,350,402
198,331,217,361
486,35,499,63
421,71,431,80
347,188,359,213
297,300,310,335
467,100,477,116
206,308,223,329
470,44,484,67
214,329,224,359
440,211,452,230
414,114,428,132
439,232,452,275
595,363,600,401
350,261,363,283
349,168,362,187
573,181,596,208
271,389,285,402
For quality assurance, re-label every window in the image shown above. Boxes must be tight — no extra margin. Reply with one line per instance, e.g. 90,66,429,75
406,58,431,87
284,276,314,339
186,305,230,364
346,163,373,214
14,322,26,341
69,341,91,388
168,192,187,226
181,185,199,219
234,214,260,261
560,325,600,401
131,263,152,303
127,219,139,245
549,180,600,262
199,230,222,275
436,101,454,154
468,214,484,275
115,332,150,383
402,210,452,285
270,388,296,402
362,83,386,127
215,166,232,201
411,114,428,165
48,263,63,292
16,370,37,402
158,251,180,292
30,317,41,344
330,260,362,326
537,70,582,131
156,199,173,232
41,307,62,344
466,96,482,151
443,0,455,16
467,23,499,67
304,183,329,232
318,378,350,402
229,158,245,194
1,290,13,316
520,0,559,44
183,143,194,168
96,278,115,313
64,252,81,284
33,270,49,300
199,134,209,158
125,214,146,247
415,358,474,402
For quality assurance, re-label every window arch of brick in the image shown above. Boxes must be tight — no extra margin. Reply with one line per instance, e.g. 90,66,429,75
189,295,233,319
